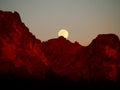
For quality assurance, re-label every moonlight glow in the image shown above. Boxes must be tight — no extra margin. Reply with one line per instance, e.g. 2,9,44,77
58,29,69,38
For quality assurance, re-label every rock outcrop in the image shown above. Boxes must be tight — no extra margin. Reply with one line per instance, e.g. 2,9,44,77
0,10,120,82
0,10,48,79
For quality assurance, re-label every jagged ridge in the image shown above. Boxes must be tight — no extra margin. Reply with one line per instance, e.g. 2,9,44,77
0,10,120,82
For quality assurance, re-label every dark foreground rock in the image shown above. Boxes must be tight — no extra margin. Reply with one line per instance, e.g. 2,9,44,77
0,10,120,89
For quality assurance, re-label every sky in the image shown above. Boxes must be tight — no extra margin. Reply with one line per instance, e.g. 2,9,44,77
0,0,120,46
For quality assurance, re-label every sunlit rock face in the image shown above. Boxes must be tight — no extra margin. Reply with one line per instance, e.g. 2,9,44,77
0,10,120,82
86,34,120,81
41,34,120,81
41,36,85,80
0,10,48,79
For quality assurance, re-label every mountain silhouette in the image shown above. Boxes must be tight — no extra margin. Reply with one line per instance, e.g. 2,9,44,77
0,10,48,79
0,10,120,88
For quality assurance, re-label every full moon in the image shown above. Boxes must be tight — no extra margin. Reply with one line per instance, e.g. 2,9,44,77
58,29,69,39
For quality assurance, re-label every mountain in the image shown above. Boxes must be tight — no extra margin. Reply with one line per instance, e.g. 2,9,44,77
86,34,120,81
41,34,120,81
0,10,49,79
41,36,86,81
0,10,120,84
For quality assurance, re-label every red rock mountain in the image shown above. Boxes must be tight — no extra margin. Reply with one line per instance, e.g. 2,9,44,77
0,10,120,82
0,10,49,79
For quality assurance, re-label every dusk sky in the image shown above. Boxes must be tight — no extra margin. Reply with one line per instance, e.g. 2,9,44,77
0,0,120,46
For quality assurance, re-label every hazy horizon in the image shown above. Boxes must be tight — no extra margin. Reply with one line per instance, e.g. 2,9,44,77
0,0,120,46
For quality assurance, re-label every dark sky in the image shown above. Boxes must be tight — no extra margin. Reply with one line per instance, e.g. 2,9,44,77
0,0,120,46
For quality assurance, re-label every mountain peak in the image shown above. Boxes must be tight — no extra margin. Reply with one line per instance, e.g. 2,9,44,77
90,34,120,50
96,34,119,43
0,10,120,82
0,10,48,79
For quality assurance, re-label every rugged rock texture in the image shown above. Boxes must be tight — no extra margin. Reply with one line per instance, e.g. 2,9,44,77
0,10,120,82
41,34,120,81
0,10,48,79
86,34,120,81
41,37,85,80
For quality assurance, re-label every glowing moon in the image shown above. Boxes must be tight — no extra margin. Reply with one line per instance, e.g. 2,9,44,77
58,29,69,38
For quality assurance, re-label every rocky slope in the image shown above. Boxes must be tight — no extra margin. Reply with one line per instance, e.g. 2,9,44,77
0,10,49,79
0,10,120,82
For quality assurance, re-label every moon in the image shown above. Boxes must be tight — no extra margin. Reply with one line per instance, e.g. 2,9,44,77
58,29,69,38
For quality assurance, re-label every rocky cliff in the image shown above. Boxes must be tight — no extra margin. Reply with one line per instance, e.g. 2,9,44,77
0,10,49,79
0,10,120,82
